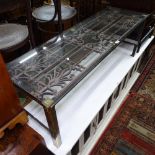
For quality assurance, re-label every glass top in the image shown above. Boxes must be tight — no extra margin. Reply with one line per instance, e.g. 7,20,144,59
7,7,148,108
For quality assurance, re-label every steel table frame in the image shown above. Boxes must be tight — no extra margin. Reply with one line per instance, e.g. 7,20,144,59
7,7,153,147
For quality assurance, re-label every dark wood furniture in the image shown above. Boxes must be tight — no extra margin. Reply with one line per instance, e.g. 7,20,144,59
0,54,28,138
109,0,155,13
0,0,35,62
70,0,109,20
0,124,47,155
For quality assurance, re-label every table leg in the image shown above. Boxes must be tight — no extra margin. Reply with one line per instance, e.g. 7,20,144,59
44,106,62,147
131,21,146,56
131,44,138,57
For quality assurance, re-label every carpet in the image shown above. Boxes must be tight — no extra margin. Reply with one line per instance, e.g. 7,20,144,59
138,62,155,100
131,46,155,100
90,93,155,155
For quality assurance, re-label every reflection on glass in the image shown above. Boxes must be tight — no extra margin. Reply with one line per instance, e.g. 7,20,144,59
19,51,38,64
7,7,148,106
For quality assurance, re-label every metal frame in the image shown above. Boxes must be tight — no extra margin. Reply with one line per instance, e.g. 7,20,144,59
7,7,151,148
44,106,62,146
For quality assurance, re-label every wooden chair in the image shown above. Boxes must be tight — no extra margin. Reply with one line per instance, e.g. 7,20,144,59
0,54,28,138
70,0,108,20
0,0,35,62
32,0,77,42
109,0,154,13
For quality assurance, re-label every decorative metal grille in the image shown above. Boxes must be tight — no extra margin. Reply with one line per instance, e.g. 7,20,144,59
7,7,148,107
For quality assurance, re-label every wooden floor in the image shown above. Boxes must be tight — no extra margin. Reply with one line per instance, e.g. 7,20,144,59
0,125,44,155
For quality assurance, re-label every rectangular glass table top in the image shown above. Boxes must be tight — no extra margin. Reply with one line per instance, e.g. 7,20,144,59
7,7,148,108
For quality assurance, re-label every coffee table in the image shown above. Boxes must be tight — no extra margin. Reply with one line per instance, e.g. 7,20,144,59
7,7,151,147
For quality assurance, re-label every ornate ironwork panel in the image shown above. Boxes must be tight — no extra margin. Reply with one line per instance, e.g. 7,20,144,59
7,7,149,107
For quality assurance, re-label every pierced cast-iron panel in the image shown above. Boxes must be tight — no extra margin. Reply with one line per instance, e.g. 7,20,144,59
7,7,148,107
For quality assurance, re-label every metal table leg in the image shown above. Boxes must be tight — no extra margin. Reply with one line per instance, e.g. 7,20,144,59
44,106,62,147
131,21,146,57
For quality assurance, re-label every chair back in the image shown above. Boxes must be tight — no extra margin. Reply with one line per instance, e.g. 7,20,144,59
0,0,35,48
0,0,26,14
36,0,63,34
